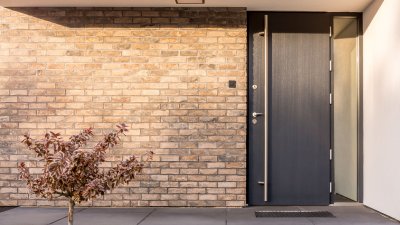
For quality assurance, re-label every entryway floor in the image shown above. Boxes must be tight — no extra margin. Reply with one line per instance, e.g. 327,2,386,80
0,206,398,225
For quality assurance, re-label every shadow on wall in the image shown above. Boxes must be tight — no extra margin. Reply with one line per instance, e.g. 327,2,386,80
6,7,246,29
363,0,384,32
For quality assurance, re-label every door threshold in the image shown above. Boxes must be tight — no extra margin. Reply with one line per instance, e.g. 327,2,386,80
330,202,363,206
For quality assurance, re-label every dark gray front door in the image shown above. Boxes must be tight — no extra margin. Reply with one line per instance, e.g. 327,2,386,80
248,13,331,205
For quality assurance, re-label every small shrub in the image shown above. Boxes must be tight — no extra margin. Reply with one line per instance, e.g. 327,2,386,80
18,124,153,225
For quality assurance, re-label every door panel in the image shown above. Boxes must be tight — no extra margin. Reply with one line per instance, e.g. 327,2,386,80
248,13,266,205
248,12,267,205
248,13,331,206
269,32,331,205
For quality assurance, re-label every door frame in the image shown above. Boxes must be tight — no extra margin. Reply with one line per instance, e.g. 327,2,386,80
330,12,364,203
246,11,364,205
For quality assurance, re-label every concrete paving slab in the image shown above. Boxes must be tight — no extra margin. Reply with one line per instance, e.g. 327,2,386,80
227,206,399,225
295,206,399,225
0,207,67,225
139,208,226,225
308,210,400,225
0,206,398,225
51,208,152,225
298,205,378,214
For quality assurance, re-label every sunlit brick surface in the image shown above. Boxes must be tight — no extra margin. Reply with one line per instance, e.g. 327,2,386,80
0,7,247,207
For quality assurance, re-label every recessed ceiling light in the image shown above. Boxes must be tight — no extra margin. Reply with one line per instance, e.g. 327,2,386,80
175,0,205,4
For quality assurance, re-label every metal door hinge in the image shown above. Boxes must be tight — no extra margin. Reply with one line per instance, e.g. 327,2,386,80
330,182,332,193
329,93,332,105
330,149,333,160
329,60,332,72
329,26,332,38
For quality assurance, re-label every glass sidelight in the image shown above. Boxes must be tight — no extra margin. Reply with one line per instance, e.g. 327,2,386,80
333,17,359,202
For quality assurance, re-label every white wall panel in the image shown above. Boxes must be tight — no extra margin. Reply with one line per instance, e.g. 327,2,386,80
363,0,400,221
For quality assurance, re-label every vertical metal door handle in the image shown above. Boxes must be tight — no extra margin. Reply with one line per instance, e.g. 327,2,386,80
264,15,269,202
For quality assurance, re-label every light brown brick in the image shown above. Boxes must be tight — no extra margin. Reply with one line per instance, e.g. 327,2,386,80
0,6,247,208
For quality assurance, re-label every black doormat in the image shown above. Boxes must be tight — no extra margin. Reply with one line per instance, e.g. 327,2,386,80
0,206,17,213
255,211,335,218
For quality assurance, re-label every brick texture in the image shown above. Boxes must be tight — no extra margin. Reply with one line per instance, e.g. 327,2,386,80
0,7,247,207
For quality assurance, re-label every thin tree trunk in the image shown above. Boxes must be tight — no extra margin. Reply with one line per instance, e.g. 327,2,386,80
68,198,75,225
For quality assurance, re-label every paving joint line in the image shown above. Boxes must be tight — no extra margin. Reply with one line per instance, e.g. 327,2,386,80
225,208,228,225
137,208,156,225
305,216,317,225
47,207,87,225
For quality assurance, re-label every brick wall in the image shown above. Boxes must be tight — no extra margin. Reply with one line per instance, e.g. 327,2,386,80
0,7,247,207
